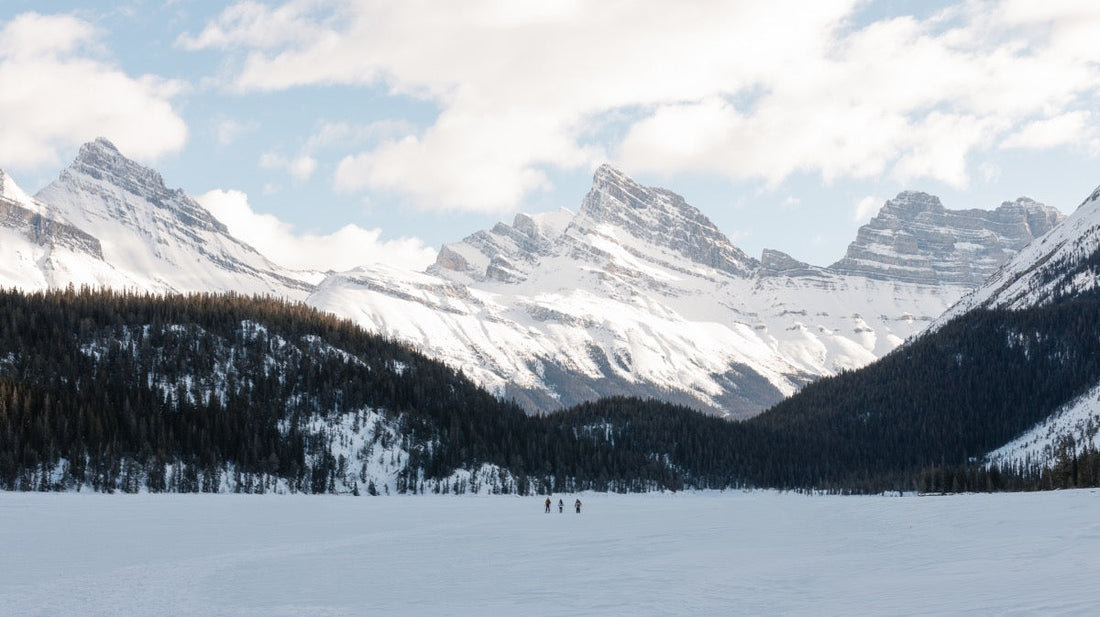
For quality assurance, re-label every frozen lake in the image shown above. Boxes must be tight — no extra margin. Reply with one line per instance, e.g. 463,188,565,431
2,490,1098,616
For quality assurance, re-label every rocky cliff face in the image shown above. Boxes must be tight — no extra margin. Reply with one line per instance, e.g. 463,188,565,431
432,164,759,284
829,191,1064,285
570,165,759,276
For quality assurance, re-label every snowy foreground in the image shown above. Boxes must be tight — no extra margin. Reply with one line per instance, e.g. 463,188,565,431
3,490,1099,616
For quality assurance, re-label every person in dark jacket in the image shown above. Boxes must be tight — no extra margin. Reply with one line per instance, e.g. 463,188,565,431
574,498,582,513
558,499,564,513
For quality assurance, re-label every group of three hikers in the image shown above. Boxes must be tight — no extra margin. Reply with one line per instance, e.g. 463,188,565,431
545,497,582,513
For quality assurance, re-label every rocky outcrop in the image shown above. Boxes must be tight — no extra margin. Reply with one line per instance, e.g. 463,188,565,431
828,191,1064,286
0,195,103,259
575,165,759,276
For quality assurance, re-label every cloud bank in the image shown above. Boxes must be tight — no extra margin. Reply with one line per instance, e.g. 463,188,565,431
197,189,438,272
181,0,1100,213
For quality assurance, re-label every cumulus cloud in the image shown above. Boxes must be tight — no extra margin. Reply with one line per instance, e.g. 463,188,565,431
215,117,260,146
196,188,437,272
259,151,317,182
0,12,187,171
854,195,882,222
1000,111,1093,150
182,0,1100,210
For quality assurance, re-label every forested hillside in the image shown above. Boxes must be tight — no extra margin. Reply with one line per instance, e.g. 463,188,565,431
746,300,1100,491
0,288,745,493
3,288,1098,494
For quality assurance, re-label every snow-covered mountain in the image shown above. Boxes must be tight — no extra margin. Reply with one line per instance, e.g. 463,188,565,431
830,190,1062,286
1,168,126,289
27,138,318,297
0,141,1065,417
920,183,1100,468
309,165,1060,417
935,183,1100,322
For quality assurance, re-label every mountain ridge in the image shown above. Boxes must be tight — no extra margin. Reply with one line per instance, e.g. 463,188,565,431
0,139,1066,416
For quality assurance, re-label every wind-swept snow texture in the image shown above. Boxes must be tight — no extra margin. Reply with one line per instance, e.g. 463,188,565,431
3,490,1099,616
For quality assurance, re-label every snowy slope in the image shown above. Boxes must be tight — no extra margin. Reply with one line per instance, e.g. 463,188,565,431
32,139,318,298
920,184,1100,466
0,168,134,290
986,383,1100,468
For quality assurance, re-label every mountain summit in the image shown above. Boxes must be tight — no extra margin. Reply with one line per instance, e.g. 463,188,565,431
830,190,1063,285
574,164,758,276
33,138,315,297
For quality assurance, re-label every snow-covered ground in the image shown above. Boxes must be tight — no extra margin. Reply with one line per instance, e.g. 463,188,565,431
3,490,1099,616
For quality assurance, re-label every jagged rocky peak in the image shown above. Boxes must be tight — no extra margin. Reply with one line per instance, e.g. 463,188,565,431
828,191,1064,286
70,138,169,195
578,164,759,276
430,208,573,282
48,138,228,235
426,207,572,283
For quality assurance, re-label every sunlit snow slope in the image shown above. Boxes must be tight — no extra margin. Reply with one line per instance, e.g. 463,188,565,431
32,139,318,298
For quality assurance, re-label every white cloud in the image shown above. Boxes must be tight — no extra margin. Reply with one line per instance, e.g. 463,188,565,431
854,195,882,222
259,151,317,182
175,0,327,51
215,117,259,146
0,12,187,171
182,1,1100,211
1000,111,1092,150
196,188,437,271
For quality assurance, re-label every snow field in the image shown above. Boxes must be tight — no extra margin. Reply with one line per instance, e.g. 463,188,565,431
2,490,1099,616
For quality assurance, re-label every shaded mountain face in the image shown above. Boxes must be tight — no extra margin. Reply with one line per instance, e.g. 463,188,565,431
829,191,1064,285
0,169,123,288
0,141,1066,417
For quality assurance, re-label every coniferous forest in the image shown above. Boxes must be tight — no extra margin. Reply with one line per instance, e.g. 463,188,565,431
2,287,1100,494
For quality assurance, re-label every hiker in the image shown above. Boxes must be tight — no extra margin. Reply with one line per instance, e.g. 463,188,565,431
558,499,564,513
574,498,582,513
544,497,551,513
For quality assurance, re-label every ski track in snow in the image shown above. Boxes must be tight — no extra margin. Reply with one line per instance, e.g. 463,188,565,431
2,490,1099,616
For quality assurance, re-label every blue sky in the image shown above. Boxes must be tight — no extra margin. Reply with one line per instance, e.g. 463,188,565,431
3,1,1100,272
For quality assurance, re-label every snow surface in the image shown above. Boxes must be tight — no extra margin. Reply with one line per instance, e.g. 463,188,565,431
3,490,1099,616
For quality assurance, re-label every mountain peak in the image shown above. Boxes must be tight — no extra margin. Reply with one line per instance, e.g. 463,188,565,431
829,191,1065,285
577,165,758,275
68,138,169,195
880,191,945,217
